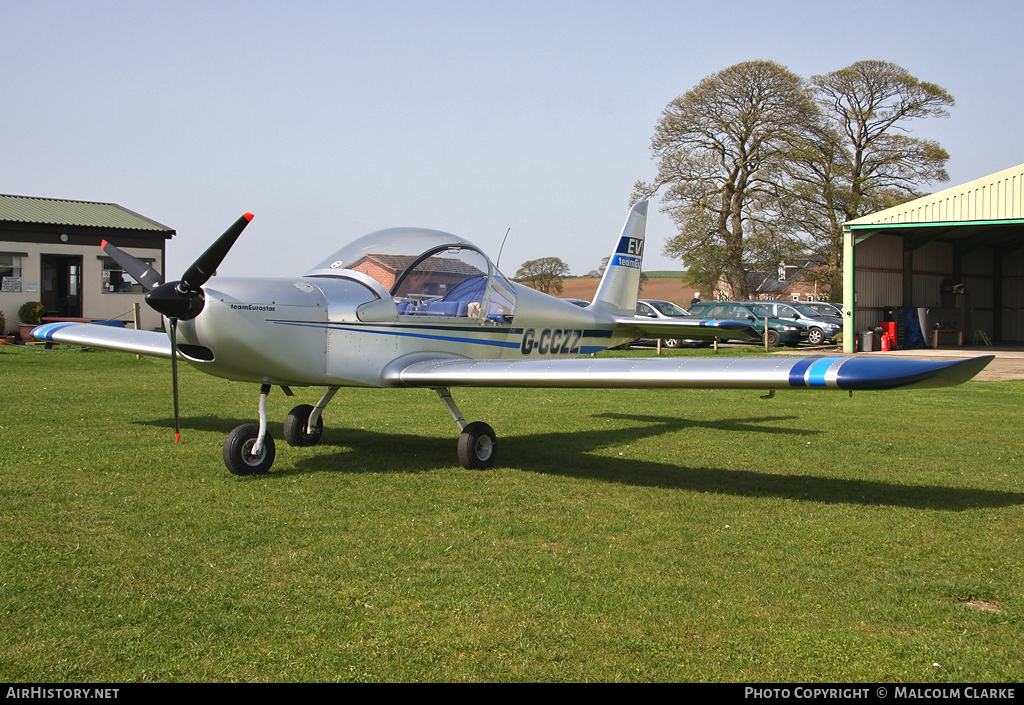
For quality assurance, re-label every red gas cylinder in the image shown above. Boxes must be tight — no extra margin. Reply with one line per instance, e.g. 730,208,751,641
880,321,897,347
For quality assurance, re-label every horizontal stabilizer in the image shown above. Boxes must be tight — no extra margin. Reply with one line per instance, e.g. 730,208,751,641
32,322,172,358
383,354,993,390
614,316,760,342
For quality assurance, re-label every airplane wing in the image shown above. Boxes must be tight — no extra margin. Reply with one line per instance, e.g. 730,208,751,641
383,354,993,391
612,316,759,341
32,322,173,358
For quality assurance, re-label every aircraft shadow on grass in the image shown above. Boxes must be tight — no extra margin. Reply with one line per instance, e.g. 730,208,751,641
135,412,1024,512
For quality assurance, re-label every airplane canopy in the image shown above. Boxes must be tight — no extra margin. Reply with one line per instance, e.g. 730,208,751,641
305,227,516,322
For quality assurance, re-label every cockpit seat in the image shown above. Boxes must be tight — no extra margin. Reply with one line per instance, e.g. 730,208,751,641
417,301,467,317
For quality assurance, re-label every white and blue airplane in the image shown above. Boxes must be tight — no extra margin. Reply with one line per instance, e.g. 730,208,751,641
33,202,992,474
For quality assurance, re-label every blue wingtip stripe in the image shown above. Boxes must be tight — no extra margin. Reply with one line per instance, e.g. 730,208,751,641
32,322,77,340
788,357,816,387
807,357,842,387
788,356,845,388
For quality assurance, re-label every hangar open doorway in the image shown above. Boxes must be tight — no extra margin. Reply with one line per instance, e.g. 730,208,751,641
842,163,1024,353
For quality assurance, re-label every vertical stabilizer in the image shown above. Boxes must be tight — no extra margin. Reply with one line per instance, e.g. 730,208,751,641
589,201,647,315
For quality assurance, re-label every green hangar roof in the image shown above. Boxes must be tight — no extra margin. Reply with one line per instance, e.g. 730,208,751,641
0,193,173,233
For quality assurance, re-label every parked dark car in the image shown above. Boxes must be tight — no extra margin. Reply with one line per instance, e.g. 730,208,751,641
684,301,715,317
692,302,808,347
633,299,709,348
746,301,842,345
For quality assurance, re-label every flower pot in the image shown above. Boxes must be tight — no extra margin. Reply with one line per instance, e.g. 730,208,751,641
18,324,36,342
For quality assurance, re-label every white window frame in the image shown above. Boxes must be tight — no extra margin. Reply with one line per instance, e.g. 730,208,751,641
0,253,24,292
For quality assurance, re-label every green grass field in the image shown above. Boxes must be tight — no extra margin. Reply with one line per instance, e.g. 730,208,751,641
0,345,1020,682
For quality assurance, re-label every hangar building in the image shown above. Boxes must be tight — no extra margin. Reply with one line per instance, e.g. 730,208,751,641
0,194,174,334
842,163,1024,353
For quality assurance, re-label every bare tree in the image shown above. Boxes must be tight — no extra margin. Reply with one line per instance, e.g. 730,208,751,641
787,60,954,300
634,60,818,300
636,60,953,303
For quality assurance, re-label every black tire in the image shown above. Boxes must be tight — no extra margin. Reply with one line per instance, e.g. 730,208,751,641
223,424,275,475
457,421,497,470
283,404,323,447
663,338,682,348
807,327,825,345
766,330,780,347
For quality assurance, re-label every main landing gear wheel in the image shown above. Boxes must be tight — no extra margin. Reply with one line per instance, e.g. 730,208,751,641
283,404,323,447
458,421,497,470
663,338,682,348
223,424,276,475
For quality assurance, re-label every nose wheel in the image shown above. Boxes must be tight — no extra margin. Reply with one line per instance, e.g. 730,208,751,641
224,384,276,475
224,424,276,475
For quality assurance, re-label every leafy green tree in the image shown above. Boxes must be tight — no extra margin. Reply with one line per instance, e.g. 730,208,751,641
634,60,818,300
514,257,570,295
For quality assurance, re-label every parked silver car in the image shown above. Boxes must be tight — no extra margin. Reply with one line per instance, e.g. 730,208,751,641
803,301,843,318
633,299,710,348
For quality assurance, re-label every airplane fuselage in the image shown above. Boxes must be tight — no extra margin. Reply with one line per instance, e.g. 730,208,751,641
178,277,635,388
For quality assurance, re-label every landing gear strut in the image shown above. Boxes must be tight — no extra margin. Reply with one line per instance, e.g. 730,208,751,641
436,387,497,469
224,384,276,475
224,384,341,475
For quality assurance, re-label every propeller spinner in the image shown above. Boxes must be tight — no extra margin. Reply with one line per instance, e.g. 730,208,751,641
147,212,254,321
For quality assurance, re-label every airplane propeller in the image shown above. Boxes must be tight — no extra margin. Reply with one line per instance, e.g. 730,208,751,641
99,240,164,291
102,213,254,441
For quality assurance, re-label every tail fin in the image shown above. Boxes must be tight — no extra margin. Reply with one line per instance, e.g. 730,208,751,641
589,201,647,315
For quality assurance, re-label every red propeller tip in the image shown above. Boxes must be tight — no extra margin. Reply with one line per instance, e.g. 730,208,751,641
175,432,180,443
101,239,108,248
243,213,254,221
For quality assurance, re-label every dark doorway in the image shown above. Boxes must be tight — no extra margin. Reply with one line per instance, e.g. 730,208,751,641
40,254,83,318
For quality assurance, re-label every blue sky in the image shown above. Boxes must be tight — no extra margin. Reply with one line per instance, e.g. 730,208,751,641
3,0,1021,279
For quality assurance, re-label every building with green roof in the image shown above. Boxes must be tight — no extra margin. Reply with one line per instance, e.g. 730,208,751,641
0,194,174,334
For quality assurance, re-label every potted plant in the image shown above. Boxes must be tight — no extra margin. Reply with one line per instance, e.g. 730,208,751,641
0,310,8,344
17,301,46,342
